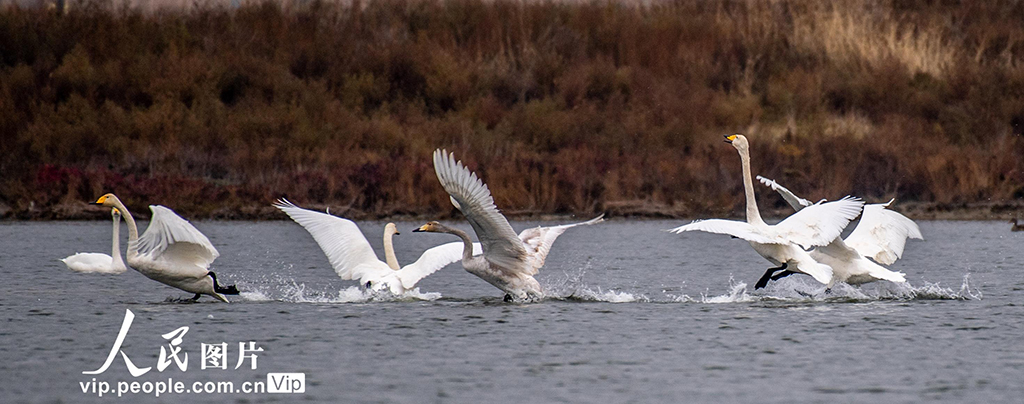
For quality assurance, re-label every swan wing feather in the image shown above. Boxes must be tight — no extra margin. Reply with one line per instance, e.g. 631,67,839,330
134,205,219,276
844,201,923,265
756,175,813,211
518,214,605,271
668,219,778,244
772,196,864,249
397,242,483,289
433,149,529,273
274,199,393,283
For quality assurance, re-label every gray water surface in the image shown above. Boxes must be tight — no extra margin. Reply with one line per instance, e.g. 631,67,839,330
1,219,1021,403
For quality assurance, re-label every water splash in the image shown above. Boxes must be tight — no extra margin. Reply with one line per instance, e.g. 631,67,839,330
561,287,648,303
544,261,648,302
701,277,758,303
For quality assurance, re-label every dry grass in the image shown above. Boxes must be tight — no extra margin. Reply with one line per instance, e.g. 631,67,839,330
1,0,1023,219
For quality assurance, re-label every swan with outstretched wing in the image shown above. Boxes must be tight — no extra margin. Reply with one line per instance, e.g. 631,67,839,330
756,175,922,286
414,149,604,302
275,199,481,294
669,135,864,289
93,193,239,302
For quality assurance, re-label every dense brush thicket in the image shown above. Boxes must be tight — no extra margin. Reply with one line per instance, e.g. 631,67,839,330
2,0,1023,219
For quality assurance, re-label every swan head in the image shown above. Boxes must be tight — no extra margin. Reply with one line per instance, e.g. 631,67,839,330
384,222,400,236
413,221,450,233
110,208,121,219
93,193,120,208
724,134,749,152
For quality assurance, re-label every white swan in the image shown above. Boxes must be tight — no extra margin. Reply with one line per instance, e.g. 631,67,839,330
414,149,605,302
669,134,864,289
274,199,483,294
93,193,239,302
757,176,923,286
61,208,128,274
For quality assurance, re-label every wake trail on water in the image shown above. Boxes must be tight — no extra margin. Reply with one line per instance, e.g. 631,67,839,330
223,268,442,303
698,273,980,303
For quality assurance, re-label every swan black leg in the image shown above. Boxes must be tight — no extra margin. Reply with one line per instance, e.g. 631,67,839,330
191,293,202,301
754,263,788,290
503,294,513,303
208,271,240,295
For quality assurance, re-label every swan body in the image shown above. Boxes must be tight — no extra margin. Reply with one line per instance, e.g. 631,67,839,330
274,199,482,294
419,149,605,301
93,193,238,302
62,208,128,274
758,176,923,286
669,134,864,288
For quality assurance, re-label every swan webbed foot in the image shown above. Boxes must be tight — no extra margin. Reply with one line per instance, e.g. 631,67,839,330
208,271,240,295
770,270,796,281
754,263,788,290
503,294,513,303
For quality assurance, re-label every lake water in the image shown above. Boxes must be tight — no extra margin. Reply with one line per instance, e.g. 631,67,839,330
1,218,1021,403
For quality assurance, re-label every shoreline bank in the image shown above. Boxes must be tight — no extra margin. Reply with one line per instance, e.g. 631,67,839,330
4,200,1022,222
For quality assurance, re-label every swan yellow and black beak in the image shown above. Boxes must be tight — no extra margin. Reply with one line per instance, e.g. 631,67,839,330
91,195,107,205
413,222,440,232
724,134,738,144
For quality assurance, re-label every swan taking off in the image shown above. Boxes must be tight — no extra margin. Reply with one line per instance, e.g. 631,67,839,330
757,176,923,287
62,208,128,274
93,193,239,302
669,134,864,289
274,198,482,295
416,149,605,302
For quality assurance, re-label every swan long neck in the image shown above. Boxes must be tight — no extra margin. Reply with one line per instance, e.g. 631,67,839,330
446,227,476,262
739,146,766,226
383,228,400,270
110,197,140,256
111,212,126,269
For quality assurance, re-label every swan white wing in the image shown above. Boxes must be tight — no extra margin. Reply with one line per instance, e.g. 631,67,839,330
518,214,605,271
62,253,125,274
668,219,778,244
274,199,393,283
396,242,483,289
844,201,923,265
433,149,529,273
771,196,864,249
134,205,218,276
756,175,813,211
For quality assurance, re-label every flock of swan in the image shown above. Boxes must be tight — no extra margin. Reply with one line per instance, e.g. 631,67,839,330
62,136,924,303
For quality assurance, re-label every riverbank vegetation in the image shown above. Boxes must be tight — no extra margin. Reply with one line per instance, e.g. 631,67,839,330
2,0,1023,219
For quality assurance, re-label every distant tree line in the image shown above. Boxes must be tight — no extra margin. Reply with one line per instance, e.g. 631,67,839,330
1,0,1022,219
